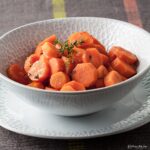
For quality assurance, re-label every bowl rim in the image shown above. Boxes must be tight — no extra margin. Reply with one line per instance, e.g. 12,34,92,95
0,17,150,95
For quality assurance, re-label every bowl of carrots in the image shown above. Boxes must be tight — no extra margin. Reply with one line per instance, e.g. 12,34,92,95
0,17,150,116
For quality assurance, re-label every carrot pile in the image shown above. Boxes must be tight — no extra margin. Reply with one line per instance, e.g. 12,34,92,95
7,32,138,91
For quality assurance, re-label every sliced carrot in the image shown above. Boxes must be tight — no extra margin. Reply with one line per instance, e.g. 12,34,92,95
28,58,50,82
60,85,76,91
95,78,105,88
50,72,70,89
41,42,59,59
74,34,107,54
104,71,125,87
97,65,108,79
24,54,39,73
92,44,107,55
111,57,136,78
35,45,43,56
72,63,98,88
64,81,85,91
68,32,93,47
108,47,119,61
35,35,57,56
73,47,85,64
82,48,109,67
62,56,75,74
28,81,44,89
109,46,138,64
43,34,57,44
7,64,30,84
39,54,50,62
49,58,65,74
45,87,58,91
82,48,102,68
99,53,110,66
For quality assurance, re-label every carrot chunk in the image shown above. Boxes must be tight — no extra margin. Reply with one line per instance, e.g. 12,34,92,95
82,48,102,68
49,58,65,74
7,64,30,85
73,47,85,64
99,53,109,66
72,63,98,88
64,81,85,91
24,54,39,73
91,44,107,55
35,45,43,56
35,35,57,56
50,72,70,89
111,57,136,78
43,34,57,44
60,85,76,91
45,87,58,91
62,56,75,74
109,46,138,64
41,42,59,59
28,81,44,89
68,32,94,47
97,65,108,79
104,71,125,87
28,59,50,82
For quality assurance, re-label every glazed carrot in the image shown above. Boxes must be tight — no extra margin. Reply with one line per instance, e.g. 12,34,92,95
24,54,39,73
42,42,59,59
95,79,105,88
97,65,108,79
39,54,50,62
73,47,85,64
7,64,30,84
82,48,102,68
69,32,107,55
45,87,58,91
60,85,76,91
64,81,85,91
49,58,65,74
68,32,93,47
62,56,75,74
50,72,70,89
109,46,138,64
43,34,57,44
111,57,136,78
79,44,107,55
7,32,139,91
35,35,57,56
91,44,107,55
28,59,50,82
72,63,98,88
28,81,44,89
99,53,109,66
35,45,43,56
104,71,125,87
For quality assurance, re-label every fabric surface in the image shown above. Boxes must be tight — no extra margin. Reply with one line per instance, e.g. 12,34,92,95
0,0,150,149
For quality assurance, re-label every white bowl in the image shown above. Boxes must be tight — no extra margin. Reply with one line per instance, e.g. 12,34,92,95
0,17,150,116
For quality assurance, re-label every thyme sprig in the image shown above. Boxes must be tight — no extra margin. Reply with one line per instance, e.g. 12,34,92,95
54,39,84,58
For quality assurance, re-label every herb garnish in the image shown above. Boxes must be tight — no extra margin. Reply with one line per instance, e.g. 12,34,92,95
54,39,84,58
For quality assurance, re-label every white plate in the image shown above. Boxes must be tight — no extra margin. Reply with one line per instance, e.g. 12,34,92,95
0,72,150,139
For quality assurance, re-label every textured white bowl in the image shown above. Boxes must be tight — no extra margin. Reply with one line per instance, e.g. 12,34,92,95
0,17,150,116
